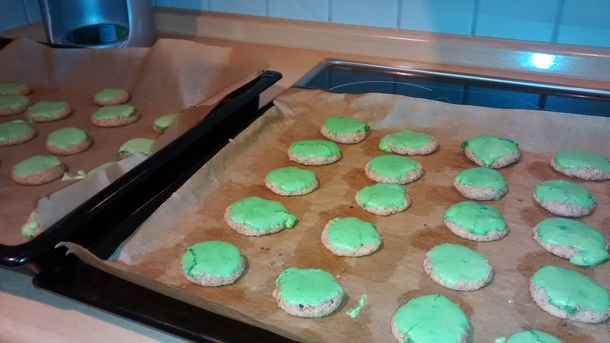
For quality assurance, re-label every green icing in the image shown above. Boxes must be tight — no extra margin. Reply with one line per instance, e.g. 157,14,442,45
289,140,341,158
27,101,68,119
346,294,367,318
21,211,39,239
92,104,136,120
379,130,435,152
356,183,407,209
444,201,507,235
47,127,89,149
94,88,128,102
454,167,507,192
181,241,242,278
537,218,608,266
367,155,420,180
61,170,86,181
265,167,317,193
326,217,380,252
428,243,491,284
275,267,343,306
534,179,596,208
532,265,610,314
461,135,519,168
0,83,28,95
154,114,177,133
228,196,297,230
324,116,369,135
495,338,507,343
393,294,469,343
554,149,610,173
0,95,28,110
506,330,564,343
13,155,62,177
0,121,33,143
117,138,154,157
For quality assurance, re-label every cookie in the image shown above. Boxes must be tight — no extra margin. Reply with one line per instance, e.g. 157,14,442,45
0,82,31,95
93,88,130,106
26,101,72,122
91,104,140,127
355,183,410,216
530,265,610,323
379,129,438,155
424,243,493,291
551,149,610,181
533,217,609,266
461,135,520,169
264,167,319,196
153,113,177,134
0,95,29,116
444,201,508,241
46,127,92,155
288,140,341,165
320,116,369,144
273,267,344,318
21,210,41,239
503,330,563,343
180,241,246,287
365,155,423,184
453,167,507,201
11,155,65,185
321,217,381,257
116,138,155,160
0,121,36,146
391,294,470,343
533,179,596,217
224,196,297,236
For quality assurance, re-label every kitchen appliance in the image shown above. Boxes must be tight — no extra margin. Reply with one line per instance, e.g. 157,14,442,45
38,0,156,48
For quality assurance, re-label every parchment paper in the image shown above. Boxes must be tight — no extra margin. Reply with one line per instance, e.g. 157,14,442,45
0,38,268,246
62,88,610,342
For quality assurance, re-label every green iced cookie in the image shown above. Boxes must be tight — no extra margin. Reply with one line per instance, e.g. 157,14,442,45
462,135,519,168
225,196,297,236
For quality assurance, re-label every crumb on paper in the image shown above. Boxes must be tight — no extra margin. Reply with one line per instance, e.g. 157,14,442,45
508,300,514,304
228,138,236,144
495,337,507,343
346,294,367,319
61,170,86,181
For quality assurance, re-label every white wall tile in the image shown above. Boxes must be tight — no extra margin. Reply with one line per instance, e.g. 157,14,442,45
400,0,474,35
475,0,560,43
210,0,266,16
22,0,42,22
0,0,28,32
157,0,210,10
268,0,329,22
331,0,399,29
557,0,610,48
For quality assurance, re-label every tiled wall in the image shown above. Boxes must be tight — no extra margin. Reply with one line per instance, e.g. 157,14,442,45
2,0,610,49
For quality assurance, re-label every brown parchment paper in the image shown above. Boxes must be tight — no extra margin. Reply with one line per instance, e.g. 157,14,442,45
0,38,268,246
62,88,610,342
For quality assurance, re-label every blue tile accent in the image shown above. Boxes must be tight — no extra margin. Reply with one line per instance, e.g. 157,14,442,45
400,0,475,35
156,0,210,10
331,0,399,29
268,0,329,22
210,0,266,16
557,0,610,48
0,0,28,32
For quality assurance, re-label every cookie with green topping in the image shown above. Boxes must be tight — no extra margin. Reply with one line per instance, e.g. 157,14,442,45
26,101,72,122
264,166,319,196
533,217,608,266
0,82,31,95
530,265,610,323
444,201,508,242
116,138,155,160
453,167,507,201
180,241,246,287
503,330,563,343
91,104,140,127
0,95,30,116
320,116,369,144
153,113,177,134
0,121,36,146
94,88,130,106
551,149,610,181
288,140,341,165
533,179,596,217
424,243,493,291
355,183,410,216
11,155,66,185
365,155,423,184
462,135,520,169
321,217,381,257
273,267,344,318
46,127,92,155
224,196,297,236
379,129,438,155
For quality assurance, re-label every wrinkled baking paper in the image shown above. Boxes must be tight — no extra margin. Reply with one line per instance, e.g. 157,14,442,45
0,38,268,246
62,88,610,342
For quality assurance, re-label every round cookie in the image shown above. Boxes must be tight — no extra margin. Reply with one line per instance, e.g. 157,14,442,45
424,243,493,291
11,155,65,185
365,155,423,184
551,149,610,181
26,101,72,122
444,201,508,242
273,267,344,318
180,241,246,287
320,116,370,144
453,167,507,201
116,138,155,160
533,217,609,266
379,129,438,155
288,140,341,165
530,265,610,323
533,179,596,217
264,166,319,196
153,113,177,134
0,82,31,95
391,294,470,343
504,330,564,343
0,95,29,116
94,88,130,106
461,135,520,169
46,127,92,155
91,104,140,127
224,196,297,236
0,121,36,146
355,183,410,216
321,217,381,257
